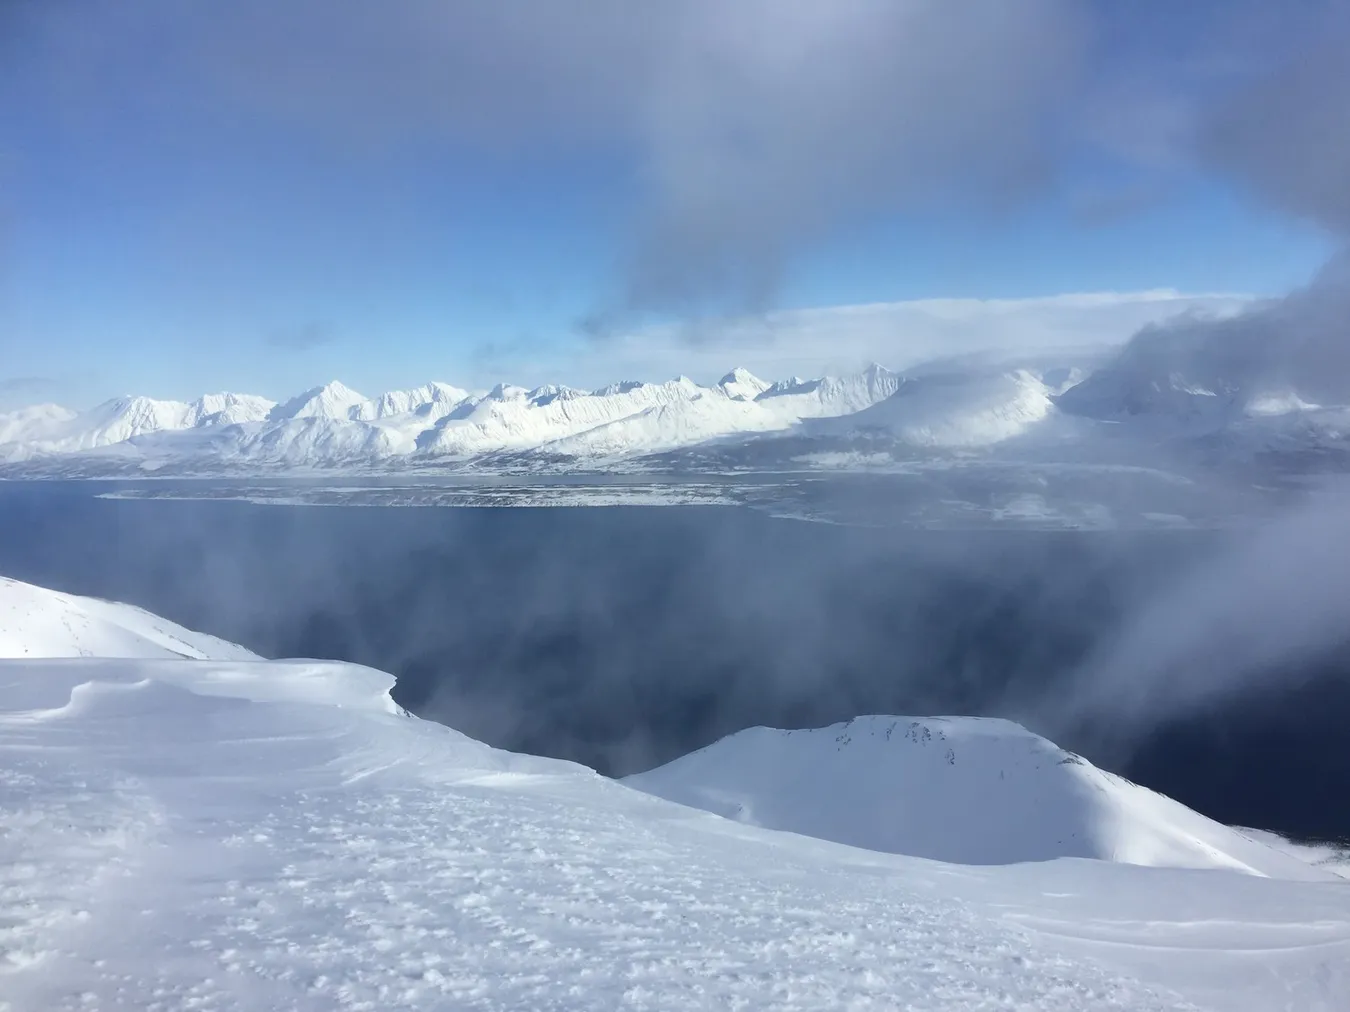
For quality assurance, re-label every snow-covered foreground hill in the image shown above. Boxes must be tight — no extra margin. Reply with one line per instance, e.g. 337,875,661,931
3,577,1349,1010
0,576,258,661
625,717,1324,876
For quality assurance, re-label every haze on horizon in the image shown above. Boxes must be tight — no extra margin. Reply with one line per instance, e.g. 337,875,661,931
0,0,1344,410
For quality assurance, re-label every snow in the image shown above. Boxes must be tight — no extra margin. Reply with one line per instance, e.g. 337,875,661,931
267,381,368,422
717,367,771,401
810,369,1056,447
625,715,1330,877
0,576,258,661
2,578,1350,1009
5,345,1344,473
0,364,914,469
0,393,276,462
349,383,472,422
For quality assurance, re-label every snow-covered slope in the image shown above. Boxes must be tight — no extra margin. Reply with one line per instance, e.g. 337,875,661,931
267,380,368,421
1,339,1347,474
810,369,1057,447
626,715,1326,877
718,367,771,401
0,392,276,461
0,365,915,469
3,582,1349,1009
0,575,258,661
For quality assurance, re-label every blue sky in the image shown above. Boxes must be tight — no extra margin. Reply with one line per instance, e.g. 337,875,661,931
0,1,1339,409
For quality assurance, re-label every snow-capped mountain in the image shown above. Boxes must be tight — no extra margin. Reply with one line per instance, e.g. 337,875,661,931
806,368,1057,447
351,381,472,422
267,380,368,421
4,335,1348,475
0,393,277,462
0,363,931,471
4,575,1349,1009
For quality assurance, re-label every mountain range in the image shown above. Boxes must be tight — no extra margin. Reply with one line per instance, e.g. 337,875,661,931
4,324,1350,475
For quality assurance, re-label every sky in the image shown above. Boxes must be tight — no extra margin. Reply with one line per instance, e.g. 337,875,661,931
0,0,1341,409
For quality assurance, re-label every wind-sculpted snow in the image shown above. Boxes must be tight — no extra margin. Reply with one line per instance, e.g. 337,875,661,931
625,715,1328,877
2,581,1349,1009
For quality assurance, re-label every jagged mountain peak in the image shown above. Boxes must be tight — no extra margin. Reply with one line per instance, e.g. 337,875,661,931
268,381,368,422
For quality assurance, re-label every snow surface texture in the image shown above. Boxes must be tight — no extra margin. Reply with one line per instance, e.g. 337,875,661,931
3,576,1350,1010
625,716,1325,877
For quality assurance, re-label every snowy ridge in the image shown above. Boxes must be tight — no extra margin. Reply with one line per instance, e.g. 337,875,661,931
0,363,929,468
0,575,259,661
626,716,1329,877
2,578,1350,1008
5,337,1348,472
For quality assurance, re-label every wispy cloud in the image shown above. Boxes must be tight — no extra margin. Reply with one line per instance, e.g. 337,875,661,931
464,290,1251,390
0,375,57,394
20,0,1088,323
265,322,335,352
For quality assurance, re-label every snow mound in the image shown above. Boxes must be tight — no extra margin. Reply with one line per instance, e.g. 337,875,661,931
625,715,1326,877
0,575,258,661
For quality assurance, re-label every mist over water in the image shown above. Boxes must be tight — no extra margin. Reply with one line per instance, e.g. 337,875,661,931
2,480,1347,841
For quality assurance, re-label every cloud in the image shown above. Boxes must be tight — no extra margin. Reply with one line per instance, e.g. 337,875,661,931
0,375,56,394
20,0,1088,321
1201,2,1350,236
465,290,1252,390
265,322,335,352
1037,4,1350,752
1050,491,1350,756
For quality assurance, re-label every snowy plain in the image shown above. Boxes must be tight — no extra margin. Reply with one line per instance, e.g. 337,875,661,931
2,576,1349,1010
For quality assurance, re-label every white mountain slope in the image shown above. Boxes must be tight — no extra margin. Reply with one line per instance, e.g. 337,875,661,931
0,575,258,661
625,716,1325,878
267,380,368,421
808,368,1058,447
2,579,1349,1010
350,381,472,422
0,392,277,461
0,363,923,469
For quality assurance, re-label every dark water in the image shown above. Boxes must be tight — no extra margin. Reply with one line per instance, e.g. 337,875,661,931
1,481,1347,841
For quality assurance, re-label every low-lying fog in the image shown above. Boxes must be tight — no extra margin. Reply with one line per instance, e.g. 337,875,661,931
2,479,1346,841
